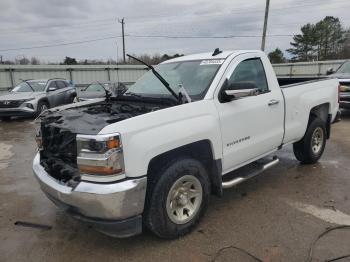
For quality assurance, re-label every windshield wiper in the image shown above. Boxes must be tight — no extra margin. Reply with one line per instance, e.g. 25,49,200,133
24,81,35,92
19,79,35,92
96,81,112,101
127,54,179,101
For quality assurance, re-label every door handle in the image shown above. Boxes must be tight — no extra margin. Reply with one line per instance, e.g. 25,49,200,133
268,99,280,106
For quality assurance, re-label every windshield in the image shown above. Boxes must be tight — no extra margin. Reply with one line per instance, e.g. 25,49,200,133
12,81,47,92
337,61,350,74
126,60,223,99
85,83,106,92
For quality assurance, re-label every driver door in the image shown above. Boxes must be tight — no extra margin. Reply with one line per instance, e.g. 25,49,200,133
46,81,59,107
215,54,284,173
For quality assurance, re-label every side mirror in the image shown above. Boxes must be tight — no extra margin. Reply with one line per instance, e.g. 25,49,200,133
48,87,57,92
220,80,259,102
326,67,334,75
224,88,259,99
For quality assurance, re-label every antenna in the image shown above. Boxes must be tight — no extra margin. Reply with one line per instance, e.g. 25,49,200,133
212,48,222,56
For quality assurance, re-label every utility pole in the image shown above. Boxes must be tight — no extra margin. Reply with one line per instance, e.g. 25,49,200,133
118,18,126,63
261,0,270,51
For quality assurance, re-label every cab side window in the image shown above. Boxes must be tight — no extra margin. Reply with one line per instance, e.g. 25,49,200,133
227,58,269,92
48,81,57,89
56,81,67,89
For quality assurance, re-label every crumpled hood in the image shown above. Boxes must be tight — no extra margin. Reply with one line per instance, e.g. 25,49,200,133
40,98,172,135
0,92,42,101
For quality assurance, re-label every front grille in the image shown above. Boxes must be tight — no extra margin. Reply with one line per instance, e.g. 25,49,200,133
40,125,79,183
340,95,350,102
0,100,23,108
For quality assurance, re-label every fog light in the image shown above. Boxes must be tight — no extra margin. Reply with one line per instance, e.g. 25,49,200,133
25,103,34,109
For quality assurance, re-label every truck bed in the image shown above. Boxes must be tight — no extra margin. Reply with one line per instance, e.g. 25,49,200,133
281,78,339,144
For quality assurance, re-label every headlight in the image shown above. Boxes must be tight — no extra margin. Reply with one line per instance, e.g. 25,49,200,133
76,133,125,182
339,85,350,92
25,103,34,109
19,98,35,104
35,128,43,151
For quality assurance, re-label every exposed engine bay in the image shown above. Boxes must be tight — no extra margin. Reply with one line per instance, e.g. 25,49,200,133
39,97,175,185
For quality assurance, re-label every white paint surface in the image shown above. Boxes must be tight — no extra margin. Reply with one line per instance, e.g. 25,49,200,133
289,201,350,226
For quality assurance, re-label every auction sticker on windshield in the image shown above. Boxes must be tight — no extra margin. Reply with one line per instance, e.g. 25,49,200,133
200,59,225,65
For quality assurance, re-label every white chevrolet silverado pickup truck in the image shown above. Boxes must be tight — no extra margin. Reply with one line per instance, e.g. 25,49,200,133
33,49,340,239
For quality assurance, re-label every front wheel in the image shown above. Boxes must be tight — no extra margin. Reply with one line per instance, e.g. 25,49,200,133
36,101,49,117
144,158,210,239
293,117,326,164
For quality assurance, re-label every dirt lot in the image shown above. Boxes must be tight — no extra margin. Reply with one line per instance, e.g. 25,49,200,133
1,113,350,262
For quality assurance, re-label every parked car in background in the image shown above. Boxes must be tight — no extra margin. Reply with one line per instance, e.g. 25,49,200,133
76,82,128,102
0,78,76,121
327,60,350,109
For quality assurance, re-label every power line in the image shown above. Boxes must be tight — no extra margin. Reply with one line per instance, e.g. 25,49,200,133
0,33,294,52
0,35,122,52
126,34,293,39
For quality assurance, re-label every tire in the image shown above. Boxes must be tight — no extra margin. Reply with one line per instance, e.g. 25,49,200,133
36,101,49,117
70,95,76,103
293,117,326,164
144,158,210,239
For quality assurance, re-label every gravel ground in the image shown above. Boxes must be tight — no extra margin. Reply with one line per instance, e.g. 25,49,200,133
1,112,350,262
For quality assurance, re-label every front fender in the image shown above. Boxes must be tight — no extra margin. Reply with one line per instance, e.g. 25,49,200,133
99,100,222,178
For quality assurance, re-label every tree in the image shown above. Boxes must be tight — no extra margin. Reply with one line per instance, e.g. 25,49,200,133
338,30,350,59
268,48,286,63
287,23,317,61
16,56,30,65
287,16,347,61
62,56,77,65
30,57,40,65
125,53,184,65
314,16,345,60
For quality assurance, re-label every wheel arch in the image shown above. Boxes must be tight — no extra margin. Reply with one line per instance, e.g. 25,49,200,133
146,140,223,197
37,97,50,109
309,103,331,139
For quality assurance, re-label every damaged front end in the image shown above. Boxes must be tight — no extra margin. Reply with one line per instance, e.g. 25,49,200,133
36,97,175,186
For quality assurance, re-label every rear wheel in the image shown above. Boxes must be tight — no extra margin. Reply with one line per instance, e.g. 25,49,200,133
36,101,49,117
144,158,210,239
293,117,326,164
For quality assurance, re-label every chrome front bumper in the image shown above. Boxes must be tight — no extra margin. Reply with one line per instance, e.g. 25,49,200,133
32,153,147,237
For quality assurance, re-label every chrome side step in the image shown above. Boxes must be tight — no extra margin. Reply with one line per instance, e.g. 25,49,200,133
222,157,279,189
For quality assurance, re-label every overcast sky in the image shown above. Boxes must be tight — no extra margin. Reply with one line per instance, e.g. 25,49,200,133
0,0,349,63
